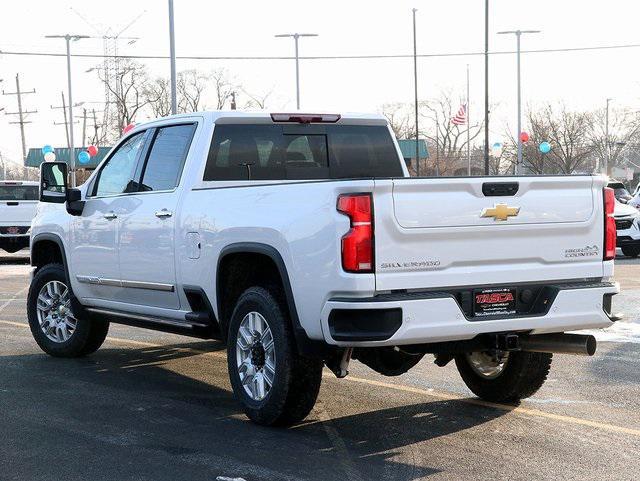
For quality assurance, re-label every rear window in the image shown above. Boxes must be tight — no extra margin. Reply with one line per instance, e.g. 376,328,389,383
0,185,38,201
203,124,403,181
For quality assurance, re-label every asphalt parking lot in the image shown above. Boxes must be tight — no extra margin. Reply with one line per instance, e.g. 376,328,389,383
1,250,639,481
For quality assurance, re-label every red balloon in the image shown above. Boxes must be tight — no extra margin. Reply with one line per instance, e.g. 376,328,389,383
520,131,530,143
87,145,98,157
123,123,135,135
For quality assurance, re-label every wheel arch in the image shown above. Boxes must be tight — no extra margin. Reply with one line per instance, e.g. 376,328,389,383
31,233,69,280
216,242,327,358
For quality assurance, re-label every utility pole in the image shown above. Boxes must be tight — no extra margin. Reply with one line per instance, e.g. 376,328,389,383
435,111,439,176
498,29,541,174
168,0,177,115
76,108,88,148
2,74,37,177
605,98,612,175
275,32,318,109
45,34,89,187
484,0,489,174
466,64,471,175
51,92,73,150
91,108,101,146
412,8,420,177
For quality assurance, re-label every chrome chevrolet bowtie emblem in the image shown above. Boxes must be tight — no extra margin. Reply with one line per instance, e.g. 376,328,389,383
481,203,520,221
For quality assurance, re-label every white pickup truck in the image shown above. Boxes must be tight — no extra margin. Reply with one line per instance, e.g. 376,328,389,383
28,111,620,426
0,180,38,253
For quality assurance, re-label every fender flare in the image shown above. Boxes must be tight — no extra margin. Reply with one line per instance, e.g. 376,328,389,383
217,242,328,358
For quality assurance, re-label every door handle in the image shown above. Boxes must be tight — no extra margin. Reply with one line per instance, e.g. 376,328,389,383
103,212,117,220
155,209,173,218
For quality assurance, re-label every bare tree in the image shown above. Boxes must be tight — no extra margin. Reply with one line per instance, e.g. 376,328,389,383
381,103,415,139
177,70,209,113
589,107,640,174
522,105,595,174
420,93,484,176
145,77,172,118
209,69,236,110
241,88,273,109
98,60,151,141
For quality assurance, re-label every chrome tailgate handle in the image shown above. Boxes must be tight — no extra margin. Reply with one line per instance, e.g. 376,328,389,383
103,212,117,220
155,209,173,218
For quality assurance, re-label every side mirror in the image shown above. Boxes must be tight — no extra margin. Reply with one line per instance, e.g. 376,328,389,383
40,162,68,204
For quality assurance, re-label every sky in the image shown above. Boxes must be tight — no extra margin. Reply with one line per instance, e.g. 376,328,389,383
1,0,640,165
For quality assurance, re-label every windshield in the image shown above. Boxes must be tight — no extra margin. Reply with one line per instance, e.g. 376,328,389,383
0,185,39,201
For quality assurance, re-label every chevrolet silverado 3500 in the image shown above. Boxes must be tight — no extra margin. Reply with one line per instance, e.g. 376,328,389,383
28,111,619,426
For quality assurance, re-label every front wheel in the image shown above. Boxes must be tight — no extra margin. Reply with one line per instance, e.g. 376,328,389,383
27,263,109,357
622,246,640,258
227,286,323,426
455,350,552,403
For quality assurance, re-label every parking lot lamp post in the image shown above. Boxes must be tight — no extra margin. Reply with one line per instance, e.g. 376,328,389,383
275,33,318,109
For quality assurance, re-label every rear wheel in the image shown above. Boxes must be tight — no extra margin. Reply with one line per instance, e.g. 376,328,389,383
227,286,323,426
27,263,109,357
622,246,640,258
455,350,552,403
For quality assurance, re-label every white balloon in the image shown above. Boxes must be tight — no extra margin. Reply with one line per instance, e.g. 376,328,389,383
44,152,56,162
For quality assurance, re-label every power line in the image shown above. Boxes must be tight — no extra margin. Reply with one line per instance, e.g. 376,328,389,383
2,42,640,61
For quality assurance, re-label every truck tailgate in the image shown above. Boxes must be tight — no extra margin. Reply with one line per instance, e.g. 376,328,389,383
373,176,606,292
0,201,38,224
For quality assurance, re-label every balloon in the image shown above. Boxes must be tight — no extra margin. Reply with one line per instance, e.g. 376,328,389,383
520,131,530,143
42,145,54,155
87,145,98,157
539,141,551,154
492,142,503,151
122,123,135,134
43,152,56,162
77,150,91,165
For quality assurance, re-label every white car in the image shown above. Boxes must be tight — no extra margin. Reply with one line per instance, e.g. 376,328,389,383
0,180,38,253
27,111,620,426
614,199,640,257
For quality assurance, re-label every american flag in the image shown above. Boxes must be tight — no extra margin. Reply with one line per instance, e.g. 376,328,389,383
451,104,467,125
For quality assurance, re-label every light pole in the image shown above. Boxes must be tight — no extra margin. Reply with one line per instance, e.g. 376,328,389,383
497,29,540,174
45,34,88,187
604,98,612,175
275,33,318,109
412,8,420,177
168,0,177,115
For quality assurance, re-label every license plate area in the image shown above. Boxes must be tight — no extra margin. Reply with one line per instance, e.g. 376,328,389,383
473,287,517,318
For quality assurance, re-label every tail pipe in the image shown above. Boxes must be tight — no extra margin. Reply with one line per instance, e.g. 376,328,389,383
519,333,597,356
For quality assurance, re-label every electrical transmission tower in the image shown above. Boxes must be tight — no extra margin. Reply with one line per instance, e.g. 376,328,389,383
2,74,36,175
71,7,144,141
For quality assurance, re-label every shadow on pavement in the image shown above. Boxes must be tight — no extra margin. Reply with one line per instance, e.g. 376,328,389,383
1,340,507,481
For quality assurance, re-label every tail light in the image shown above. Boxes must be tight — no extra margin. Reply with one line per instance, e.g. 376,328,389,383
603,187,616,261
337,194,373,273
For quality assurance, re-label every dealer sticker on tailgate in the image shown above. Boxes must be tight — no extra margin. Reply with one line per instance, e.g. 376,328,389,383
473,287,517,317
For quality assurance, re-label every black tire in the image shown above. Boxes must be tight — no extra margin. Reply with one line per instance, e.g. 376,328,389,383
27,263,109,358
455,350,552,403
622,246,640,258
227,286,323,426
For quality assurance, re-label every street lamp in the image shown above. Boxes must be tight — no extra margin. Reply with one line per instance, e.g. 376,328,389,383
45,34,89,187
497,29,541,174
605,98,613,175
275,33,318,109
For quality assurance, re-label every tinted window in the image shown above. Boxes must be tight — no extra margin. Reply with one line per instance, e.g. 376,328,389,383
204,124,401,181
95,133,145,196
0,185,39,200
140,124,196,191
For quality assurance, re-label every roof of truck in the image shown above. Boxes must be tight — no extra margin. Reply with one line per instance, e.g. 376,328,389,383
133,110,389,130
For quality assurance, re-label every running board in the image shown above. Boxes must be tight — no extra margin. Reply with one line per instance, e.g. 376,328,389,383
84,307,215,339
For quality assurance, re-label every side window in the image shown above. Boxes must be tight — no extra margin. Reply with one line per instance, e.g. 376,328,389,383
94,133,146,196
204,124,284,181
140,124,196,191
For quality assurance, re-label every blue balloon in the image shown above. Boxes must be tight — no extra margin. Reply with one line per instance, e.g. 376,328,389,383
42,145,54,155
492,142,502,150
77,150,91,164
539,141,551,154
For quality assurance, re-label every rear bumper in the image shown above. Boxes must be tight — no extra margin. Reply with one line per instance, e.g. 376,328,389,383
320,282,619,347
